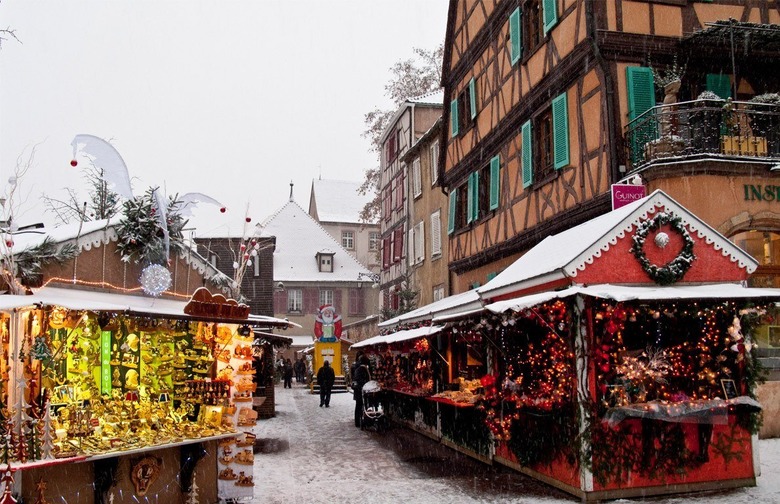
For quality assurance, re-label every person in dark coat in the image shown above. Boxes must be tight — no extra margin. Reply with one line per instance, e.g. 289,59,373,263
283,358,294,388
294,357,305,383
316,360,336,407
352,355,371,427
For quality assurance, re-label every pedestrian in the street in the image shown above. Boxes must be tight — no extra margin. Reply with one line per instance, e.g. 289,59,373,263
352,355,371,427
350,351,363,384
294,357,305,383
283,358,294,388
316,360,336,407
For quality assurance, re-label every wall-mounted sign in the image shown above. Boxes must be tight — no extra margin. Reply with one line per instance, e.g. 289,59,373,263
744,184,780,202
612,183,646,210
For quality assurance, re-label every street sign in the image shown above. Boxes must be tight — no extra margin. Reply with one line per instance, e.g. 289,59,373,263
612,183,646,210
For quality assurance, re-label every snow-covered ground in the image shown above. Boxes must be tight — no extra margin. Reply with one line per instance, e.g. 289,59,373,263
253,383,780,503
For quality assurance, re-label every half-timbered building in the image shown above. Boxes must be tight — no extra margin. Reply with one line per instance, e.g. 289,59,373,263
440,0,780,294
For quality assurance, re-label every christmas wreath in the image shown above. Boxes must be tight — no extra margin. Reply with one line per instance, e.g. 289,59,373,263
630,212,695,285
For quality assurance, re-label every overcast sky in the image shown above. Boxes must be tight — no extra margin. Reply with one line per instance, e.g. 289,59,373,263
0,0,448,238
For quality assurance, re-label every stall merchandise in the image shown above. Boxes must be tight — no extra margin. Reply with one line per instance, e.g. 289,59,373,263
0,287,292,503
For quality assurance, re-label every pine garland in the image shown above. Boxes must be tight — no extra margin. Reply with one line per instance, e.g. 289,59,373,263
116,188,187,265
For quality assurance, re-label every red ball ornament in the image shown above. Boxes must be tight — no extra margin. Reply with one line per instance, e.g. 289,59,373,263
5,240,13,248
245,217,251,223
70,159,78,167
220,207,226,213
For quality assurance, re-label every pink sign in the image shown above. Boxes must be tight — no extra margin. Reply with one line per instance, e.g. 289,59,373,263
611,184,646,210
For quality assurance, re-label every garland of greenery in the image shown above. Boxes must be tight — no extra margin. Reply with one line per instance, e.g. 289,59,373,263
115,188,187,265
15,237,78,287
630,212,695,285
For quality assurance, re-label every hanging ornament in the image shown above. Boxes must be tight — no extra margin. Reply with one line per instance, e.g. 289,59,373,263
69,159,78,167
139,264,172,297
232,261,240,270
245,217,251,223
30,337,52,361
220,207,226,213
654,232,670,248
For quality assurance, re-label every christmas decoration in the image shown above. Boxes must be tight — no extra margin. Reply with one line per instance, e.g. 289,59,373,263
186,477,200,504
0,466,17,504
40,401,55,460
70,134,134,200
70,159,78,167
140,264,172,297
33,478,49,504
630,212,696,285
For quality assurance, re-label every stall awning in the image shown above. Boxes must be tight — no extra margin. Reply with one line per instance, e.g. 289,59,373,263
379,290,482,328
2,286,300,328
351,325,444,349
486,283,780,313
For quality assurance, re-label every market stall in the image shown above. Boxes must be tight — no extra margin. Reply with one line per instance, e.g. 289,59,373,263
0,285,296,503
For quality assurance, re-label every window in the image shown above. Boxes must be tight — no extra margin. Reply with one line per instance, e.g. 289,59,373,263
253,256,260,277
430,210,442,257
386,130,399,164
394,173,405,210
733,230,780,288
287,289,303,313
383,188,391,221
412,157,422,198
319,289,333,306
369,231,380,251
342,231,354,250
525,0,543,54
452,78,477,136
433,285,445,302
447,185,469,234
430,140,439,185
521,92,569,188
465,157,500,224
317,252,334,273
210,254,218,267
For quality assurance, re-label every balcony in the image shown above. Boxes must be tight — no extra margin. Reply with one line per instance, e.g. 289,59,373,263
625,99,780,172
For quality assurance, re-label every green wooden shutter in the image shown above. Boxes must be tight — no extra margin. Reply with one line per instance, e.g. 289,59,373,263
450,99,459,137
510,8,522,65
522,121,533,188
706,73,731,99
486,272,497,282
489,155,500,210
447,190,457,234
466,172,475,223
543,0,558,34
627,66,655,120
552,92,570,169
469,78,477,119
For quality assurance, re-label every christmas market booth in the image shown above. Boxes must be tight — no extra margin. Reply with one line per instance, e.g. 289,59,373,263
357,190,780,501
351,290,493,460
0,285,296,503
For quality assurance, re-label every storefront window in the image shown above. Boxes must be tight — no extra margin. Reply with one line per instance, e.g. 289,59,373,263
731,230,780,288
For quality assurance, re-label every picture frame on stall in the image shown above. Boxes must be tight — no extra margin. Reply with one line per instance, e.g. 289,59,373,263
721,379,738,399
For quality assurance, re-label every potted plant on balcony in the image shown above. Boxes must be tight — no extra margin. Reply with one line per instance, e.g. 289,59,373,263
690,90,724,154
747,93,780,155
645,59,687,158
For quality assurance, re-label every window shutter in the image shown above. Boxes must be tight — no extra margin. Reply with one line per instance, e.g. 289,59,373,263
450,99,459,137
416,221,425,263
552,92,570,169
274,291,285,315
469,78,477,119
489,156,500,210
412,158,421,197
303,288,318,314
509,8,522,65
431,210,442,256
466,172,475,223
626,66,655,120
522,120,533,188
333,289,342,313
447,191,457,234
543,0,558,34
382,237,390,268
706,73,731,99
408,228,415,266
486,271,498,282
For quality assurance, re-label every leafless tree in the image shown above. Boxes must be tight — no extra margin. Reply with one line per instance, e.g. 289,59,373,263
43,162,121,225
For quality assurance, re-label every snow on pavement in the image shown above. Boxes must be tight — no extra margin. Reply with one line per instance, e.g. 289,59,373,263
252,383,780,503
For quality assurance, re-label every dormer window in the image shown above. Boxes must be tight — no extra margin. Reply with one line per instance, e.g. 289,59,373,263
316,251,335,273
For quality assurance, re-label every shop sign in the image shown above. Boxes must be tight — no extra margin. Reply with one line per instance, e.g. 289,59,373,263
184,287,250,319
743,184,780,202
612,184,646,210
101,330,112,394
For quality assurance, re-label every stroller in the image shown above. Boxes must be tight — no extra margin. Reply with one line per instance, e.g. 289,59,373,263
360,380,387,431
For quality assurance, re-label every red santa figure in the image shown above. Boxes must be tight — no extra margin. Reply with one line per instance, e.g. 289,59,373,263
314,305,342,342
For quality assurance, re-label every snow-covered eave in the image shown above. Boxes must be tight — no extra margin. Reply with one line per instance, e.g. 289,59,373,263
378,290,481,329
378,92,444,145
485,283,780,314
478,271,569,303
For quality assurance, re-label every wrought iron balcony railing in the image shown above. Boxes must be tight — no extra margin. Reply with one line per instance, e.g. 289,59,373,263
625,99,780,171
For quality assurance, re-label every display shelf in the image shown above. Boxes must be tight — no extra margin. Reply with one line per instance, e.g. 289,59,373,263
427,396,476,408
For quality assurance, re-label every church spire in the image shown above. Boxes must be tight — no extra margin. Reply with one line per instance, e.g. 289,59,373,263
289,180,294,202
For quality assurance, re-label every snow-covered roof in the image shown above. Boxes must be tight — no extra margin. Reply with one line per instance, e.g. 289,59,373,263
259,199,373,283
409,89,444,106
379,290,482,328
309,179,376,225
11,219,116,252
379,89,444,145
288,335,316,347
0,286,299,328
351,325,444,349
485,283,780,314
478,189,758,300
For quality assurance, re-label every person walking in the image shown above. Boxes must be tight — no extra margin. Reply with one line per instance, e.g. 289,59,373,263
316,360,336,407
294,357,305,383
352,355,371,427
283,358,294,389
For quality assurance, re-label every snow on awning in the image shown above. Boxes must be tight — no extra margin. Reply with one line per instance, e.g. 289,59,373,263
351,325,444,349
379,290,482,328
10,286,298,328
486,283,780,313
